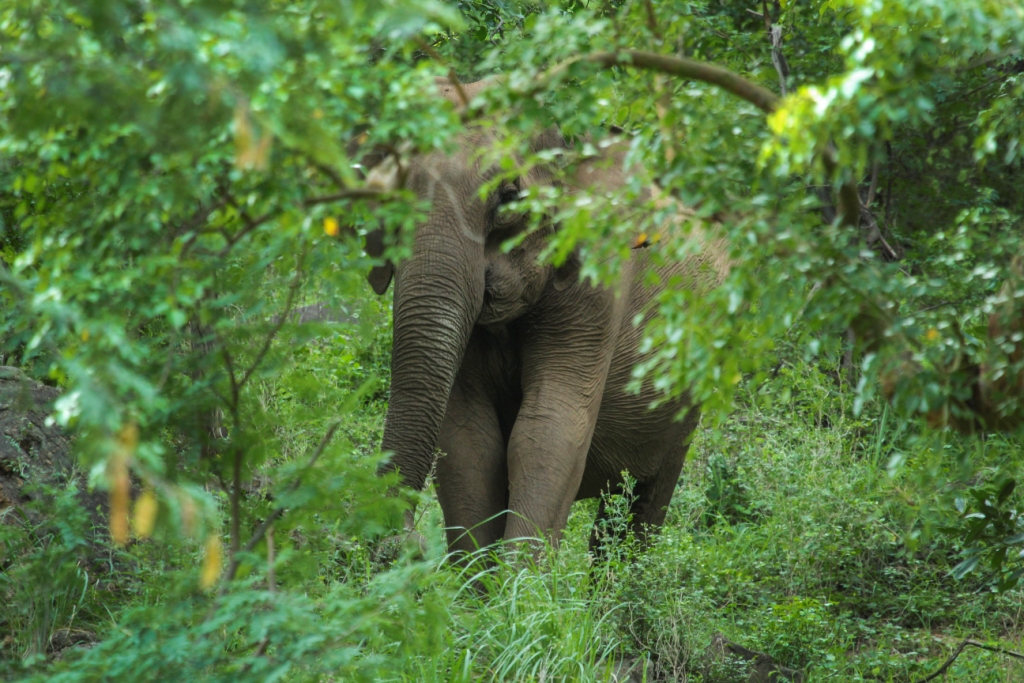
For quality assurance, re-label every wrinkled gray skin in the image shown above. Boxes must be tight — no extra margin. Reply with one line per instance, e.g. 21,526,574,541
367,79,724,555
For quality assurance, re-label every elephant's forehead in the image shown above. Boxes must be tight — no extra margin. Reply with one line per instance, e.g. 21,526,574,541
407,145,494,201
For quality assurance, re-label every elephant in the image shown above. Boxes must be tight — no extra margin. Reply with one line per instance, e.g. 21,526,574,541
364,78,727,556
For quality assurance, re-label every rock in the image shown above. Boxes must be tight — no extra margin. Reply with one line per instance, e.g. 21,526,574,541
48,628,98,659
0,367,103,523
609,654,651,682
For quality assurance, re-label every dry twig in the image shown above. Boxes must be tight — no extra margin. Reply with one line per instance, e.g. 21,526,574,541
760,0,790,96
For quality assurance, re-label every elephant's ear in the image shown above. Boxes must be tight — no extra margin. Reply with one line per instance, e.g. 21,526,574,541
552,251,581,292
365,229,394,295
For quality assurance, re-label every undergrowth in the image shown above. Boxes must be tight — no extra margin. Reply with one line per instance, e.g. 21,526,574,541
3,315,1024,682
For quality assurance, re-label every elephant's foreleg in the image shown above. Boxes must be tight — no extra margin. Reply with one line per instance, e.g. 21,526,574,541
435,347,510,558
503,287,621,547
503,402,597,546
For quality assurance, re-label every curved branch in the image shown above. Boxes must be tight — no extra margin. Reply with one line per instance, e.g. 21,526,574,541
547,49,780,114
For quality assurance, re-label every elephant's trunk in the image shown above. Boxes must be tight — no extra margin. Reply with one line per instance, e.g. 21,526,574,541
378,231,484,492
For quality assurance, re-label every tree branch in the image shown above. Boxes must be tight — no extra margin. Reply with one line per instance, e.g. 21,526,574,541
414,36,470,108
310,159,347,190
760,0,790,96
218,206,279,258
556,49,781,114
643,0,663,42
220,419,343,588
865,159,880,206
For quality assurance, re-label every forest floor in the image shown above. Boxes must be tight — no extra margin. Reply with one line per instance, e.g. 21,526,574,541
3,313,1024,682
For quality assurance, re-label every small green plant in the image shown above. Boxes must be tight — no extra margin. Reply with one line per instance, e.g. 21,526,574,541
591,472,640,564
946,477,1024,591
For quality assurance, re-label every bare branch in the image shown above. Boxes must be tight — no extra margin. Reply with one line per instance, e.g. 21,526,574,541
542,49,862,226
760,0,790,96
212,187,391,260
961,49,1022,72
303,187,390,206
218,207,279,258
414,36,470,108
310,159,347,190
865,160,880,206
643,0,663,42
861,207,899,260
912,639,1024,683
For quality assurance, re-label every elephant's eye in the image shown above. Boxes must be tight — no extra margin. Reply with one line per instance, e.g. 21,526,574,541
489,179,526,239
497,181,521,205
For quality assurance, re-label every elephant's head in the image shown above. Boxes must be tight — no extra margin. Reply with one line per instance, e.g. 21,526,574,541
365,79,604,494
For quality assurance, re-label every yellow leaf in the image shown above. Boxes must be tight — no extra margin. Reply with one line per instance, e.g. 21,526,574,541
132,489,158,539
118,422,139,452
926,328,940,342
323,217,339,237
313,108,323,120
80,329,90,342
107,423,138,546
108,457,129,545
179,493,196,536
200,535,223,590
233,101,273,171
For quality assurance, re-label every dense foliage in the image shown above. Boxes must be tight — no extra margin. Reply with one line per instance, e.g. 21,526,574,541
1,0,1023,680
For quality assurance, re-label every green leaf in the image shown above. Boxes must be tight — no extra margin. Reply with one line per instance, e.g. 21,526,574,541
997,479,1016,504
952,555,980,580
